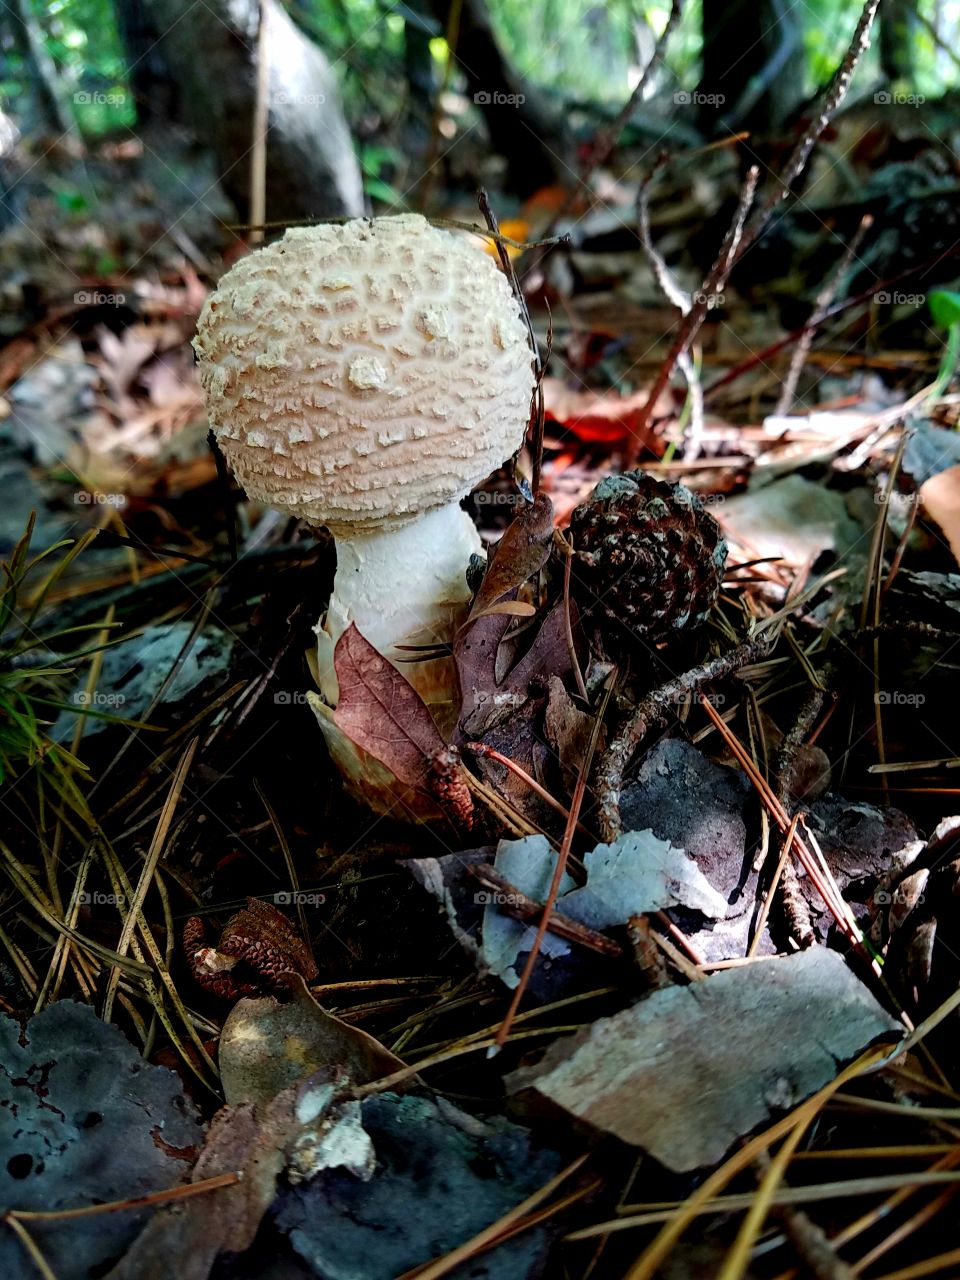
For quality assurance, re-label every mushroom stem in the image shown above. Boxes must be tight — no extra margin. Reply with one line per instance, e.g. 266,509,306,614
315,502,481,732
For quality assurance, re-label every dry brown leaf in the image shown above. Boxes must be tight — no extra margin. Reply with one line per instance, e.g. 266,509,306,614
467,600,538,623
467,492,555,622
544,675,595,792
106,1073,337,1280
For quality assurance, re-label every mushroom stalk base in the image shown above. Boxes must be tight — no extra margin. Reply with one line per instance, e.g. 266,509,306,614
315,502,481,734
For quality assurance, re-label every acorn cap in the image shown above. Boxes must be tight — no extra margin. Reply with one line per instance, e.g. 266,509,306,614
569,471,727,641
194,215,534,535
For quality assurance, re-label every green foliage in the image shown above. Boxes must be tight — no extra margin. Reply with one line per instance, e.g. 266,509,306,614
7,0,960,156
929,290,960,330
488,0,693,104
0,515,136,830
928,290,960,401
25,0,135,134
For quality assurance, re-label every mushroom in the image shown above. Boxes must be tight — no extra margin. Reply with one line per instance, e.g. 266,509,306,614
194,215,535,779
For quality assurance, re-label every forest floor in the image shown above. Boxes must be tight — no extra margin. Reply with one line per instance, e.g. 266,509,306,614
3,63,960,1280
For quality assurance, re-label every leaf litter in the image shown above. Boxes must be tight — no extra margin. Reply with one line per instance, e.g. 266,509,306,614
8,7,960,1275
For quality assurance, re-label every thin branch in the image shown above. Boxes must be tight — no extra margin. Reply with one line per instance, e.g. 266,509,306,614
636,166,705,455
249,0,270,246
746,0,882,249
493,671,616,1052
626,166,758,465
596,635,773,840
627,0,881,463
478,189,547,495
581,0,684,185
776,214,873,415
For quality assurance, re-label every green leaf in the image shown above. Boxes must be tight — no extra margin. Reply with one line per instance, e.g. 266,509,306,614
929,291,960,329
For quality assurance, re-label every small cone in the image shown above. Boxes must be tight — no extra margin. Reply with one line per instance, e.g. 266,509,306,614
569,471,726,643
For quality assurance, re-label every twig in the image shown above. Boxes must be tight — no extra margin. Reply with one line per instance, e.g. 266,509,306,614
755,1148,857,1280
626,166,758,465
627,0,881,464
743,0,881,254
492,670,615,1052
747,813,799,956
527,0,683,258
636,166,704,455
249,0,270,246
579,0,683,187
467,865,623,958
596,635,772,841
478,189,547,495
771,673,835,948
776,215,873,415
700,698,865,950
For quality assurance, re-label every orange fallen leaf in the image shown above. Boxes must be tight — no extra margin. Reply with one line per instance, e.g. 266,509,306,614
920,463,960,566
542,376,667,449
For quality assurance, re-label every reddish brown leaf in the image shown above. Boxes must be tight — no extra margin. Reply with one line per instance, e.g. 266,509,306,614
331,625,445,788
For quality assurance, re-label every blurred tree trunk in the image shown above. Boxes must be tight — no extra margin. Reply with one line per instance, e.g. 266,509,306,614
403,0,438,149
8,0,81,144
880,0,917,83
114,0,180,126
699,0,804,134
428,0,566,197
140,0,364,224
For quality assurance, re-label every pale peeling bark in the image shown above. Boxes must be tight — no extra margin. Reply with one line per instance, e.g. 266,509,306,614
148,0,364,224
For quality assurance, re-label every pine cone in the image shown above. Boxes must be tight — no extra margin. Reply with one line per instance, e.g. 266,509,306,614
569,472,727,642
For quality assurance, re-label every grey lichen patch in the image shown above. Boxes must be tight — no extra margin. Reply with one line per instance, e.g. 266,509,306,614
0,1001,204,1278
508,947,900,1171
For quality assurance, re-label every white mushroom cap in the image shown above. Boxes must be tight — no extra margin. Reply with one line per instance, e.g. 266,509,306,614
194,214,534,535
